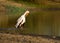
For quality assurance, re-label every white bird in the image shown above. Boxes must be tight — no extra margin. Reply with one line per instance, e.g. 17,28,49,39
15,10,30,28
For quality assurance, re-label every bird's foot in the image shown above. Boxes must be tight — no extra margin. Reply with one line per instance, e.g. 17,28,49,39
20,27,24,31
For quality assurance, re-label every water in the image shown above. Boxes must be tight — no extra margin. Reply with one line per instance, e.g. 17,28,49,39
0,4,60,36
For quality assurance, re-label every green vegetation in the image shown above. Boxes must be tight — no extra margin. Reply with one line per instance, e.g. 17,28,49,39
8,0,60,8
5,5,26,15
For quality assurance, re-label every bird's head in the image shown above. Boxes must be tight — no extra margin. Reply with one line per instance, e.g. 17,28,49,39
24,10,30,16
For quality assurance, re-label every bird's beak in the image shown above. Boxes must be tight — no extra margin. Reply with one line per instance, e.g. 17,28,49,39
26,13,29,16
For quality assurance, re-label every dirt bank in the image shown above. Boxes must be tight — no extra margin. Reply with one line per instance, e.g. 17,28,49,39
0,33,59,43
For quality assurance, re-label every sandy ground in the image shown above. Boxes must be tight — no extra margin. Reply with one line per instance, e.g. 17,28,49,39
0,33,59,43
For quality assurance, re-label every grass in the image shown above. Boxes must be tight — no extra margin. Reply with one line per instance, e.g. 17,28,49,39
5,4,26,15
9,0,40,7
10,0,60,8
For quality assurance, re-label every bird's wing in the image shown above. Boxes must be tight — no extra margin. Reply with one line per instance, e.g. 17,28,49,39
19,17,25,26
17,15,23,22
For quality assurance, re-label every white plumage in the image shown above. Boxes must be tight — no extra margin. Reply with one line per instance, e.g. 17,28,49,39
15,10,30,28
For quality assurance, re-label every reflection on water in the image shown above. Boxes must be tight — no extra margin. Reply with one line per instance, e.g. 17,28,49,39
0,8,60,36
0,15,8,28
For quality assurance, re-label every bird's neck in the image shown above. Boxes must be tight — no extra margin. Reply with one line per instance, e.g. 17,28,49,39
24,13,26,16
23,12,28,16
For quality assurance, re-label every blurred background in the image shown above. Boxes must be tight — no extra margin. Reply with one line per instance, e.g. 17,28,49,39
0,0,60,36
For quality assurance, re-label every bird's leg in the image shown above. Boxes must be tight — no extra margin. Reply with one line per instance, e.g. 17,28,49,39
19,24,23,30
19,23,24,31
15,22,20,28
